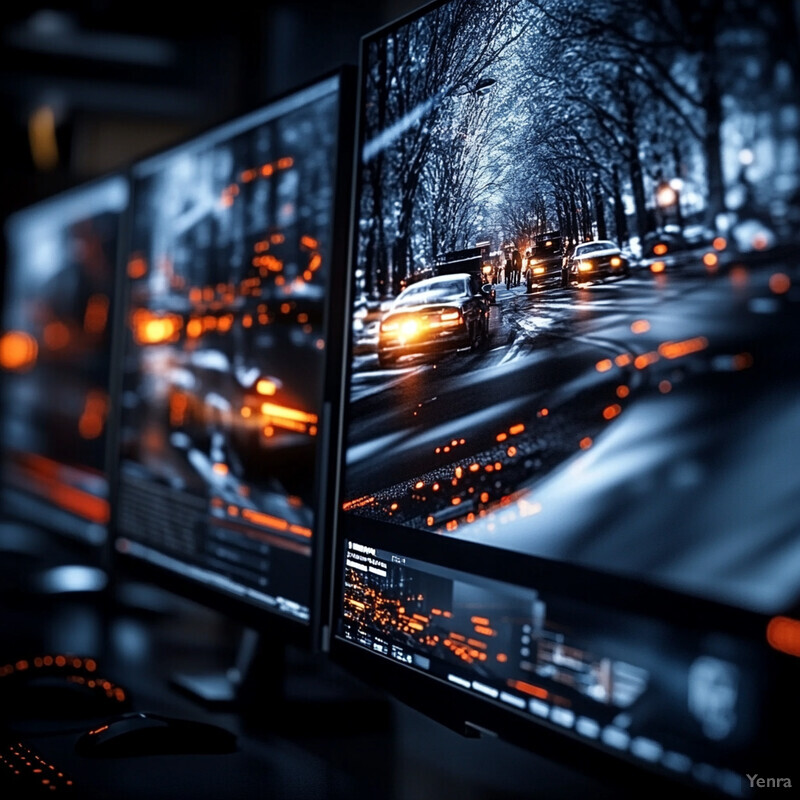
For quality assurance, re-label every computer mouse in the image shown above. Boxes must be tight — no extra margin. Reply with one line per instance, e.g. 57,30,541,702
74,711,237,758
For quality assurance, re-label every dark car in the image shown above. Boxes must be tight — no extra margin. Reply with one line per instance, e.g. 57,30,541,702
566,239,630,285
524,233,564,290
377,273,489,367
641,225,720,268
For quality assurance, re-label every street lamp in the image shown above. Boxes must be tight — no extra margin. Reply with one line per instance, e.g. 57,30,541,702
655,181,678,210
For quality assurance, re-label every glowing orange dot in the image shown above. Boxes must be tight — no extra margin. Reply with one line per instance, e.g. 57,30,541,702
43,321,70,349
579,437,593,450
767,616,800,657
712,237,727,251
769,273,791,295
127,256,147,279
595,359,613,372
631,319,650,334
480,492,489,503
256,379,277,396
729,266,749,287
653,243,668,256
616,385,629,398
702,252,718,268
496,432,507,442
0,330,38,371
603,404,621,420
650,261,665,273
507,446,517,457
658,380,672,393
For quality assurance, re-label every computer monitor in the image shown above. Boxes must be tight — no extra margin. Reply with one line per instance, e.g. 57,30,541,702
329,1,800,796
0,175,128,559
109,69,356,667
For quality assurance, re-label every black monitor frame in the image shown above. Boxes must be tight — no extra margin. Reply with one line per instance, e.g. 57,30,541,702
1,172,129,553
106,66,357,651
328,0,799,795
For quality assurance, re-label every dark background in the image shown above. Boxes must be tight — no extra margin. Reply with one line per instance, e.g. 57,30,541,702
0,0,421,228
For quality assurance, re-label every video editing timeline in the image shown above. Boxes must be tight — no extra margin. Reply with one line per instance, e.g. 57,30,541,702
340,540,761,798
116,76,341,621
0,176,128,544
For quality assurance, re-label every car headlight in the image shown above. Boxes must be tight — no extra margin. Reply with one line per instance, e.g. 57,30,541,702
610,256,621,267
400,319,420,337
381,320,398,333
533,266,545,275
578,260,593,272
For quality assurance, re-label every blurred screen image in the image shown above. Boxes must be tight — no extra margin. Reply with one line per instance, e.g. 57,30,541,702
115,77,342,621
0,176,128,545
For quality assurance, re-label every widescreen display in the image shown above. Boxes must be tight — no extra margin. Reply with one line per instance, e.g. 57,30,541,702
115,76,343,622
335,1,800,794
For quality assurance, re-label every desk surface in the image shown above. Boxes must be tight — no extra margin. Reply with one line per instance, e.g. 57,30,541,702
0,567,643,800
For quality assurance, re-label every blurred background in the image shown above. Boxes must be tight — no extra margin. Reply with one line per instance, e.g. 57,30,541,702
0,0,420,227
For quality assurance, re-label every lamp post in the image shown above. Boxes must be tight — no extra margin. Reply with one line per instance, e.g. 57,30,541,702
655,180,680,229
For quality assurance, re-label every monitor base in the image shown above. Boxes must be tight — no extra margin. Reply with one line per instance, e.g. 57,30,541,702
170,628,393,734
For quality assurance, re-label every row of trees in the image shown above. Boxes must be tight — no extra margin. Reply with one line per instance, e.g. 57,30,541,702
358,0,800,297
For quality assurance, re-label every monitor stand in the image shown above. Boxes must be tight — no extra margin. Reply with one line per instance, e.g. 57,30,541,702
169,627,262,707
170,628,392,735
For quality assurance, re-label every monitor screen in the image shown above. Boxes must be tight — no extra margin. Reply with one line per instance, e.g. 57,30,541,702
0,176,128,546
111,71,353,638
331,0,800,794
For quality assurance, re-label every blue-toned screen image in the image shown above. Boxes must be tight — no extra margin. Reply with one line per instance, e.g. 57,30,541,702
343,0,800,615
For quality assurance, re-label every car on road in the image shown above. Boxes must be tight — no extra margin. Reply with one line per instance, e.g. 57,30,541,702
641,225,717,264
377,272,490,367
566,239,630,285
524,233,565,290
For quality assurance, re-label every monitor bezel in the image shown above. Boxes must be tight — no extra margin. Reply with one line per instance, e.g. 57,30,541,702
327,0,786,791
106,65,358,650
